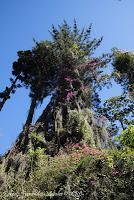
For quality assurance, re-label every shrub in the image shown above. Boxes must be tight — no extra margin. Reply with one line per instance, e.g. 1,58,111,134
0,145,133,199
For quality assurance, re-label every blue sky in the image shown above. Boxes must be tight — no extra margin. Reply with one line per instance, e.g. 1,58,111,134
0,0,134,154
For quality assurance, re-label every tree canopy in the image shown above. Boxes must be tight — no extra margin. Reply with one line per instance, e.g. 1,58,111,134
0,21,111,127
0,21,133,149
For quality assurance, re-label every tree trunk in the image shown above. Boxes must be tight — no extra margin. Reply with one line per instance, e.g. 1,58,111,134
3,92,112,174
3,70,112,173
0,76,19,111
24,96,37,127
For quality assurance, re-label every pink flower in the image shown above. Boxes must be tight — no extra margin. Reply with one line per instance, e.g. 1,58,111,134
66,91,76,101
88,60,100,66
73,143,81,150
83,147,90,155
72,152,81,158
111,170,118,176
64,77,74,84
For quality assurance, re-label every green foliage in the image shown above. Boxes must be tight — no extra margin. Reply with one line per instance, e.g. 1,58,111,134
68,110,95,145
28,132,46,152
100,95,134,135
112,49,134,98
29,132,45,144
12,43,56,101
26,132,47,172
0,76,20,111
1,20,134,200
28,147,46,158
119,125,134,148
12,20,104,105
27,146,47,169
50,20,103,66
1,146,134,199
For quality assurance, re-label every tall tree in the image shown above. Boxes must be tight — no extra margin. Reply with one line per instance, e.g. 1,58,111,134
34,21,112,152
11,21,110,127
5,21,112,162
12,43,56,127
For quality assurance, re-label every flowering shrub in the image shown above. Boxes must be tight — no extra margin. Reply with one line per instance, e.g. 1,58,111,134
65,142,104,159
0,146,133,200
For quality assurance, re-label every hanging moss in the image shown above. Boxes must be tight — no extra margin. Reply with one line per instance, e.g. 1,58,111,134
67,109,95,146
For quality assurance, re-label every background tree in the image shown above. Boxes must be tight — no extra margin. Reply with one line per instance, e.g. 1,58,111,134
99,95,134,136
119,125,134,149
112,49,134,98
98,49,134,137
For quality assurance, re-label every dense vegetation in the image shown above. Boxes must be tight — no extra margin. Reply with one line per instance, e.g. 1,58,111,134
0,21,133,200
0,142,134,200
